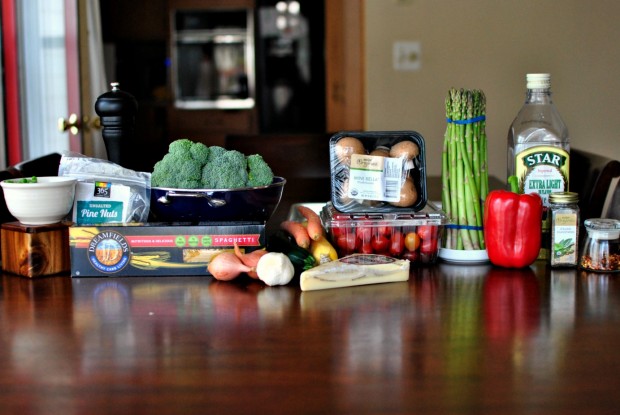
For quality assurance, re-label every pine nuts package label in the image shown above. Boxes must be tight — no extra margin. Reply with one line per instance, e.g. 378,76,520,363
330,131,427,213
59,153,151,225
73,181,131,224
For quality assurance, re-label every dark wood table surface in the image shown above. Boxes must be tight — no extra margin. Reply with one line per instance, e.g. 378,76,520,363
1,260,619,414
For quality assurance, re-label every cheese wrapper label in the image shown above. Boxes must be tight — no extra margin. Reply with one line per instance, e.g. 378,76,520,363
300,254,410,291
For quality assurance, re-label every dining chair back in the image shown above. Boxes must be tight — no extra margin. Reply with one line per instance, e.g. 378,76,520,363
570,148,620,221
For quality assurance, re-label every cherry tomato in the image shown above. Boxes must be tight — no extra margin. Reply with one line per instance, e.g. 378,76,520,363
417,225,435,241
337,231,358,253
389,232,405,256
356,225,373,242
360,242,374,254
417,225,438,254
404,232,421,251
420,235,438,254
376,223,391,237
371,234,389,252
331,225,345,239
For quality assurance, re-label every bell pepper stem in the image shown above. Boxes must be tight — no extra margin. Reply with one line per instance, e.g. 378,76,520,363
508,175,519,193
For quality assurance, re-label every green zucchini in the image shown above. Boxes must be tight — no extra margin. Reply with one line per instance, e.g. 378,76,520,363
267,230,316,273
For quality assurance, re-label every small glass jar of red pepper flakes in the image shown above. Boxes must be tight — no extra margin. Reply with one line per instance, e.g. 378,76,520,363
579,218,620,273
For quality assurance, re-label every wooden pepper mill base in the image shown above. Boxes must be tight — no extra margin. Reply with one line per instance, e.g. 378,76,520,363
1,221,70,278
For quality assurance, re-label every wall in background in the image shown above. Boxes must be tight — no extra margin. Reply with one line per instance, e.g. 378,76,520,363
364,0,620,182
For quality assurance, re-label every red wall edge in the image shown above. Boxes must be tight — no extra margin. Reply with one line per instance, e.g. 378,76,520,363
2,0,22,165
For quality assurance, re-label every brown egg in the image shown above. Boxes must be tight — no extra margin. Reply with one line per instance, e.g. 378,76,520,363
334,136,366,166
389,140,420,161
390,177,418,207
369,146,390,158
338,178,352,205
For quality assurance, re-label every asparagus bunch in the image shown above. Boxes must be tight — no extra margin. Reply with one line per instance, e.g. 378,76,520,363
441,88,489,250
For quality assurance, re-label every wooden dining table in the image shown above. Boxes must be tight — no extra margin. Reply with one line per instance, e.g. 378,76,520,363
1,260,619,415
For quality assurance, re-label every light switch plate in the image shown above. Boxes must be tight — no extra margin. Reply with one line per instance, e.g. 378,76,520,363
393,41,421,71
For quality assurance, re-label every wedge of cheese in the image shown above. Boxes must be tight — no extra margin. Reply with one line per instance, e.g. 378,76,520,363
300,254,410,291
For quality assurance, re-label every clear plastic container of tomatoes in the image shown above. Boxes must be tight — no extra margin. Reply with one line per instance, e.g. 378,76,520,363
320,201,447,265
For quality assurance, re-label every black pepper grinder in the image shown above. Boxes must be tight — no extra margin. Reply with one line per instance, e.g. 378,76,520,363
94,82,138,167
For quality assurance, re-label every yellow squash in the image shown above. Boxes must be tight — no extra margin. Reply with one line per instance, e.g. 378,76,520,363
309,236,338,264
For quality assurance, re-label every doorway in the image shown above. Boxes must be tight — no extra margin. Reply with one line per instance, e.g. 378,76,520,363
1,0,81,166
255,0,326,133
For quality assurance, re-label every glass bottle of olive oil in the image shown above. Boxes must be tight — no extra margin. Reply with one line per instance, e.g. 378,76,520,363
507,73,570,260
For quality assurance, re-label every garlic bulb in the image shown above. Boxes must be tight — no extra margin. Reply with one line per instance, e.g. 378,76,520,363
256,252,295,286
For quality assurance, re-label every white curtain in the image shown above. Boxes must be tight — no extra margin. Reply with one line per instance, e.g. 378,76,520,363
0,50,6,170
15,0,108,162
83,0,108,160
18,0,70,160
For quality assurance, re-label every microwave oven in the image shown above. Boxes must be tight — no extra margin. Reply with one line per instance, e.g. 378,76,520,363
171,9,255,110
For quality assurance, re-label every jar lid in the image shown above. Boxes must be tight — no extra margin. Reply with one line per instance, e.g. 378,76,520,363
549,191,579,204
584,218,620,240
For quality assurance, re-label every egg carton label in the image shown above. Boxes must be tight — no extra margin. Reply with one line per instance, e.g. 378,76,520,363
348,154,403,202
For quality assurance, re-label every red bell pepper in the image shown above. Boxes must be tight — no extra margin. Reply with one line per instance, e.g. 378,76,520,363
483,178,543,268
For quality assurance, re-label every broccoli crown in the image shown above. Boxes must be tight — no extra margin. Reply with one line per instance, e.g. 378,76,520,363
151,152,202,188
180,158,203,182
190,142,209,165
246,154,274,187
223,149,247,168
151,169,178,188
201,149,248,189
151,153,183,187
178,179,202,189
206,146,227,162
151,140,275,190
154,177,178,188
153,158,171,176
168,139,193,156
201,163,247,189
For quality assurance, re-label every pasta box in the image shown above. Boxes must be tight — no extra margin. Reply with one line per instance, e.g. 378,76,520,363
69,221,265,277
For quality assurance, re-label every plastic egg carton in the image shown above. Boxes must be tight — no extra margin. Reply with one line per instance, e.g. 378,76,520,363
329,131,427,213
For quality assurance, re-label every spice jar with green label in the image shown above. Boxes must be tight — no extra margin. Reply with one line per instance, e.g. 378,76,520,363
549,192,579,267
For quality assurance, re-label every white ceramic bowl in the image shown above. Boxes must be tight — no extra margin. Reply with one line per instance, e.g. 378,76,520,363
1,176,77,225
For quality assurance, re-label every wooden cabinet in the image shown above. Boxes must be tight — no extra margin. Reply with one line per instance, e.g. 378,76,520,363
167,107,257,146
325,0,365,131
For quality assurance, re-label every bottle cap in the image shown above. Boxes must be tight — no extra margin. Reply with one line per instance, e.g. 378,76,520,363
549,191,579,204
526,73,551,89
